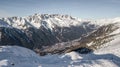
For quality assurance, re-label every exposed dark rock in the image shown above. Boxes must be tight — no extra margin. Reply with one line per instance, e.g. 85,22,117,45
0,27,34,49
73,47,93,54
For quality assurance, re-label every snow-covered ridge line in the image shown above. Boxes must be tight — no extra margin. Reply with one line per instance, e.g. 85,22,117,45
1,14,120,30
0,14,83,30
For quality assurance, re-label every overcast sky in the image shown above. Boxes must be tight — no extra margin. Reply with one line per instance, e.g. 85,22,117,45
0,0,120,19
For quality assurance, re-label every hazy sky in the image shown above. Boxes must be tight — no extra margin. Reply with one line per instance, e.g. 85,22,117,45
0,0,120,19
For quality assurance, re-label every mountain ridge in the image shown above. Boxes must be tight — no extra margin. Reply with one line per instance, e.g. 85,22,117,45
0,14,120,55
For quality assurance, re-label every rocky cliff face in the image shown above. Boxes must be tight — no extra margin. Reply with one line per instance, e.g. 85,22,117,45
0,14,120,55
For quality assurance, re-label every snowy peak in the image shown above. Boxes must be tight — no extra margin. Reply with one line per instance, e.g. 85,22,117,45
0,14,83,30
1,14,120,31
24,14,83,29
30,13,75,19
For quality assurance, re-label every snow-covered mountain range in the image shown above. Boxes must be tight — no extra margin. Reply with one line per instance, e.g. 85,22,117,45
0,14,98,49
0,14,120,67
0,14,120,54
0,14,120,53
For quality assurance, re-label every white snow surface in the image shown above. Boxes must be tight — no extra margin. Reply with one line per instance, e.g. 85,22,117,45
0,34,120,67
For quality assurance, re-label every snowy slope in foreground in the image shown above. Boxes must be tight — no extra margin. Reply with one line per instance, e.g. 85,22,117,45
0,34,120,67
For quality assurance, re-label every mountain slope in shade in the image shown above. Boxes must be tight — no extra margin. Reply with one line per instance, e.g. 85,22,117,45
38,22,120,55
